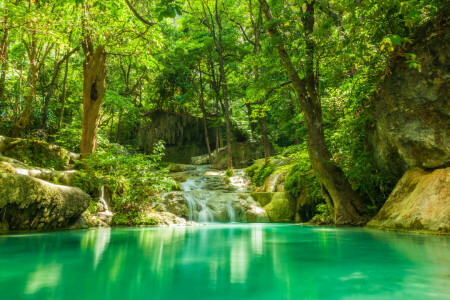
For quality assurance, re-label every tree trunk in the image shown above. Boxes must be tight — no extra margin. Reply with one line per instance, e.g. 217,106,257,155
258,0,367,225
58,53,70,129
217,45,233,169
0,16,9,105
116,108,122,143
261,115,270,164
10,64,38,137
10,33,52,137
201,1,233,169
80,45,106,158
199,67,213,163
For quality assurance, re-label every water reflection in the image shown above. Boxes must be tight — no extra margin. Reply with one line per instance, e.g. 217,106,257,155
81,228,111,268
0,225,449,300
25,263,62,295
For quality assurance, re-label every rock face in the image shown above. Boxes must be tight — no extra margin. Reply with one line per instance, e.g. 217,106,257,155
138,111,216,163
368,24,449,178
199,143,265,169
0,173,90,233
367,168,450,234
138,111,250,164
251,192,296,223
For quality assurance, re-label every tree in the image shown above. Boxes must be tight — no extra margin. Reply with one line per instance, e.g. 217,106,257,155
257,0,368,225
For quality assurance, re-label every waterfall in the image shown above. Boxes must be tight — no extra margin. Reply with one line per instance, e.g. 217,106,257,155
227,201,236,222
99,186,109,211
98,186,113,220
173,164,267,223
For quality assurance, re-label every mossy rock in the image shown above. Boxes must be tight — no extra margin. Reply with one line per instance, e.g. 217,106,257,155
263,192,295,223
251,192,273,207
0,136,70,170
0,173,90,233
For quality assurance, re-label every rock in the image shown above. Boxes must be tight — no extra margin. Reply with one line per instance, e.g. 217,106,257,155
0,155,77,186
161,192,189,218
137,112,221,164
366,168,450,234
191,155,210,165
251,192,273,207
263,192,295,223
0,136,71,170
255,172,286,192
245,206,270,223
368,26,449,177
0,173,90,233
167,163,188,173
294,188,316,223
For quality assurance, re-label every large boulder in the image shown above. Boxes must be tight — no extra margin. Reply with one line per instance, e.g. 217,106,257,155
0,136,73,170
368,23,449,178
366,168,449,234
0,173,90,233
262,192,296,223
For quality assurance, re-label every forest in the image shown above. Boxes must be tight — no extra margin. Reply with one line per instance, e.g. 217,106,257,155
0,1,449,299
0,0,448,231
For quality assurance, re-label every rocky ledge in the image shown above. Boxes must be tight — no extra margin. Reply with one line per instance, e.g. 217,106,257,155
0,173,90,233
366,168,449,234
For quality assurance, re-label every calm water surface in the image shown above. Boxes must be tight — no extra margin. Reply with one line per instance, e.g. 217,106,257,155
0,224,449,300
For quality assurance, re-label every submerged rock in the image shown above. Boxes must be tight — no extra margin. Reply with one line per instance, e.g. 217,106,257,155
366,168,450,234
0,173,90,233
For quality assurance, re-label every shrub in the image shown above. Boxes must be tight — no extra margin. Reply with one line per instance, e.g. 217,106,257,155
75,141,176,224
225,168,234,177
246,163,275,187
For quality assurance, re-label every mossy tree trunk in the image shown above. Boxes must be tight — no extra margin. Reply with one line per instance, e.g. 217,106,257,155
80,11,106,158
258,0,368,225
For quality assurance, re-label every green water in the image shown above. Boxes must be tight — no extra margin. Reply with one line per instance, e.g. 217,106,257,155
0,225,449,300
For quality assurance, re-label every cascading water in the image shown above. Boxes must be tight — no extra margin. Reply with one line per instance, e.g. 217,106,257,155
227,201,236,222
172,164,267,223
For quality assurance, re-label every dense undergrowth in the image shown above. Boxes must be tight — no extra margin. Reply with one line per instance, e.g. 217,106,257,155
73,141,176,225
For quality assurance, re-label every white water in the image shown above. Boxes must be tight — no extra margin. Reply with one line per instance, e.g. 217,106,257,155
227,201,236,222
98,186,113,217
176,165,254,223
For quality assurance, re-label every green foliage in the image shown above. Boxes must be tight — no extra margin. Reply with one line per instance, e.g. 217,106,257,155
310,203,334,224
225,168,234,177
74,141,176,220
246,163,275,187
3,138,69,170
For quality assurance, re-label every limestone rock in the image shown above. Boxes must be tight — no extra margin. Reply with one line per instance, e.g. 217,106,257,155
245,206,270,223
368,27,449,177
251,192,273,207
167,163,189,173
0,173,90,233
263,192,295,223
0,135,71,170
0,155,77,186
366,168,450,234
161,192,189,218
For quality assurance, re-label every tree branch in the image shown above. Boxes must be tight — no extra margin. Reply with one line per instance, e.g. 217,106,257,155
124,0,156,27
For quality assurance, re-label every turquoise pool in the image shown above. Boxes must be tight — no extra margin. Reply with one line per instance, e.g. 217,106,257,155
0,224,449,299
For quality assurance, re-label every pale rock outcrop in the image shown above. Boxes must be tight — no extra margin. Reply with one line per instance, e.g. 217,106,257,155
367,168,449,234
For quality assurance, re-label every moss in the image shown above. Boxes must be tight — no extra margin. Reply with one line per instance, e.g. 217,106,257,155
246,163,275,187
2,138,70,170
